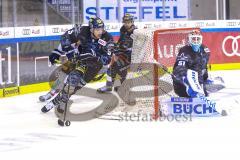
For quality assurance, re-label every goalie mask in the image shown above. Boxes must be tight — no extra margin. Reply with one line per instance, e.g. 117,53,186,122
188,30,203,52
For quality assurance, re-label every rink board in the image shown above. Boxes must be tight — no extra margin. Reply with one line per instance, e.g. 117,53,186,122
1,20,240,97
1,62,240,98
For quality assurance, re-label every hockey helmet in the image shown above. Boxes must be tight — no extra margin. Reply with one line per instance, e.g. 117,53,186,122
188,30,202,52
122,13,134,23
89,17,104,29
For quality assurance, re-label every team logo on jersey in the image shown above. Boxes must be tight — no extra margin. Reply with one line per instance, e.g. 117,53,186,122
204,47,210,53
177,53,188,61
98,39,107,46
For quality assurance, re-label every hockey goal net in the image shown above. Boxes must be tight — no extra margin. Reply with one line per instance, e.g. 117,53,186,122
109,28,200,119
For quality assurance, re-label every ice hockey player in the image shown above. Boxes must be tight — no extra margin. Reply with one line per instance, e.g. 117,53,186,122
97,13,137,93
38,24,82,102
41,17,114,113
172,30,210,97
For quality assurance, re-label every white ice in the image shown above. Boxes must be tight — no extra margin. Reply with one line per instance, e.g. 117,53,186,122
0,70,240,160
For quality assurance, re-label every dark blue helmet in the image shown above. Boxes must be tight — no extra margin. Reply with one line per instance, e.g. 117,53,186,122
122,13,134,23
89,17,104,29
88,17,95,26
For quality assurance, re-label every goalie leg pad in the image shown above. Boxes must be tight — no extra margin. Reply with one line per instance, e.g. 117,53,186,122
186,69,204,95
182,69,205,97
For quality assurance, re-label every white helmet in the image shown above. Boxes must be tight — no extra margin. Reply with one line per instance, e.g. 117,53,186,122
188,30,202,52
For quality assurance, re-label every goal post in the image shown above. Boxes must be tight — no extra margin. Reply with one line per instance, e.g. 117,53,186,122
152,28,201,119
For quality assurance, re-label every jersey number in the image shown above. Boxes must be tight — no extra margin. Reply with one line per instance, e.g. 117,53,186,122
68,30,73,34
178,61,185,66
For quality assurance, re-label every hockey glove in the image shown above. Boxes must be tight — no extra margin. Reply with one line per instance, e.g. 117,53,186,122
99,55,110,65
60,35,73,52
66,49,79,61
49,52,60,65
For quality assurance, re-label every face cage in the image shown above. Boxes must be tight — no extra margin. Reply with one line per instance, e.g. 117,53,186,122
189,35,203,46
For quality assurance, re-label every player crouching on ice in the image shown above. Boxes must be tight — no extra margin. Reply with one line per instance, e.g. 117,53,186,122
97,13,137,93
173,29,225,97
41,17,114,113
172,29,210,98
171,30,229,116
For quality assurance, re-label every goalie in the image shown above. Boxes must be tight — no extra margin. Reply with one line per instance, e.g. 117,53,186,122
172,30,210,97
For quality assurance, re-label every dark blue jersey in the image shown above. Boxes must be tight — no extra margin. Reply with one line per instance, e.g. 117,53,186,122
60,26,81,52
77,26,114,64
173,44,210,85
117,25,137,52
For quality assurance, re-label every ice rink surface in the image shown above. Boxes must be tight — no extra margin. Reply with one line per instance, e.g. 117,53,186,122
0,70,240,160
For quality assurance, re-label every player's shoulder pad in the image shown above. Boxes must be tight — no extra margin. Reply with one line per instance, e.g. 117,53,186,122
202,44,210,53
132,24,137,30
78,26,91,44
102,31,113,41
130,25,137,33
177,45,192,59
62,28,72,38
65,27,74,34
80,26,90,35
180,45,192,52
120,26,125,32
80,26,90,33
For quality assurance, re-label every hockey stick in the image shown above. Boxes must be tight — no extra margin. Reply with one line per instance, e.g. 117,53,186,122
57,84,71,126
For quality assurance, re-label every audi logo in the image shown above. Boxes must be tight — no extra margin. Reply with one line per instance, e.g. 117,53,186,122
222,36,240,57
226,22,237,27
169,23,177,28
22,29,31,35
194,22,204,27
52,28,60,33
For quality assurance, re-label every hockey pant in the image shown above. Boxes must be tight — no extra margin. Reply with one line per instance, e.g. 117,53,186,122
51,60,103,108
47,61,76,96
106,53,131,87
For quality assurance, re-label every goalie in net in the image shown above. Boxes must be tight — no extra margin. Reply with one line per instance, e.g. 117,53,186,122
172,29,210,98
111,27,213,119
